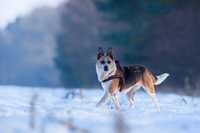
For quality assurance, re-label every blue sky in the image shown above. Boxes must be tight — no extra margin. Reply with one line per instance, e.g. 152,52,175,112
0,0,67,29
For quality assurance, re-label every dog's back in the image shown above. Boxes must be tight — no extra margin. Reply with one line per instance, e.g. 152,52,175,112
119,64,156,93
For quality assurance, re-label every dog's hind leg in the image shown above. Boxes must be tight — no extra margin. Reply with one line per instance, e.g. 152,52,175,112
96,92,109,107
150,93,160,112
126,85,141,107
143,85,160,112
126,89,135,107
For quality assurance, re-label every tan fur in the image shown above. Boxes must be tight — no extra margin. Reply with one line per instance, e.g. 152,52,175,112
107,66,157,95
142,68,156,94
108,79,120,94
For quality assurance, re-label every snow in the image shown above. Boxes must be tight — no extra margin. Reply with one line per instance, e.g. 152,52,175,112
0,86,200,133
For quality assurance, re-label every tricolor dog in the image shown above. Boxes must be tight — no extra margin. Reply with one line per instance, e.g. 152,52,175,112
96,47,169,111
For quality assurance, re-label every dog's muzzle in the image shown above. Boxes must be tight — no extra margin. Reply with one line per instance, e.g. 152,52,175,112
104,66,108,71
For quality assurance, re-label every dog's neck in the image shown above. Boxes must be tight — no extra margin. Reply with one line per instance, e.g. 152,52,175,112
104,69,116,79
101,67,117,82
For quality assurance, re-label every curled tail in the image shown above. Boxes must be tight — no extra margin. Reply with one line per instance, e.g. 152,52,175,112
154,73,170,85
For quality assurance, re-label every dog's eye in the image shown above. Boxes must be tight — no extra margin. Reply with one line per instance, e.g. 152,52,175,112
100,61,105,64
107,61,111,64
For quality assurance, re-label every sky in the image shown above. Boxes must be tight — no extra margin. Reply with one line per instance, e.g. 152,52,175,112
0,0,67,29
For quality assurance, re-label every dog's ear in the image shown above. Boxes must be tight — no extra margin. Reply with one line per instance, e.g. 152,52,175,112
97,47,104,60
107,47,114,60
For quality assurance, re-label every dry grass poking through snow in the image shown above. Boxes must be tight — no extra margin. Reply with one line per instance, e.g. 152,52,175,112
0,86,200,133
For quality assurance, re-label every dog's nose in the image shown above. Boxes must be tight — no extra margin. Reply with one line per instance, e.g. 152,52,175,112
104,66,108,71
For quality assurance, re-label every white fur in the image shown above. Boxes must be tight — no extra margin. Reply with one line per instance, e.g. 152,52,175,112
101,80,113,92
96,63,104,82
122,83,142,93
155,73,170,85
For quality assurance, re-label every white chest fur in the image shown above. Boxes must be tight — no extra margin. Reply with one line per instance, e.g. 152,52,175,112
101,80,112,91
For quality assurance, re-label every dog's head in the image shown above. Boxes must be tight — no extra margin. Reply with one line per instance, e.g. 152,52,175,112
96,47,117,81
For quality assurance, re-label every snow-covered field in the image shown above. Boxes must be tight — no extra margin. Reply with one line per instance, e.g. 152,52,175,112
0,86,200,133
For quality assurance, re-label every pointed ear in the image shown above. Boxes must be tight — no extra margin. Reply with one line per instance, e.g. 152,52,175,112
107,47,114,60
97,47,104,60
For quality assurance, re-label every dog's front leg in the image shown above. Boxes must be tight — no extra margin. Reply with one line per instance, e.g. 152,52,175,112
111,93,120,111
96,92,109,107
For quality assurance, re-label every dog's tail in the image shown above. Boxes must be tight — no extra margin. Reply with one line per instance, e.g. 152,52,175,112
154,73,170,85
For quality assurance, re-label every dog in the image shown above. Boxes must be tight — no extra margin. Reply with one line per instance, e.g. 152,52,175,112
96,47,169,111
